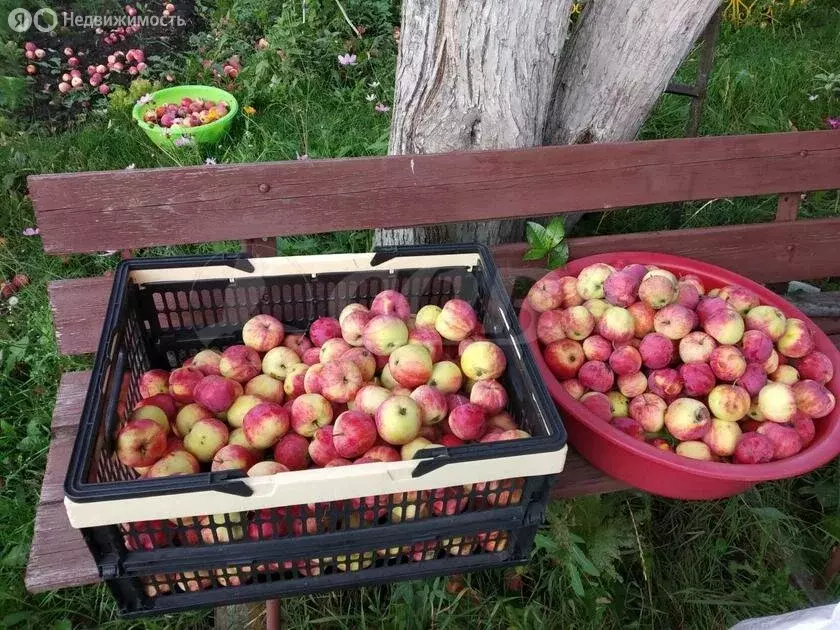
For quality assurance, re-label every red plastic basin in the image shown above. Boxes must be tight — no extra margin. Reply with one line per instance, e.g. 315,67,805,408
519,252,840,500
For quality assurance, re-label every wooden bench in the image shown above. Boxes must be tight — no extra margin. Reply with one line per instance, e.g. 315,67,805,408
24,130,840,605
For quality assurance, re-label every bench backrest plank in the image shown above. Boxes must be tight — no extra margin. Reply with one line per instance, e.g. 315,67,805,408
29,130,840,255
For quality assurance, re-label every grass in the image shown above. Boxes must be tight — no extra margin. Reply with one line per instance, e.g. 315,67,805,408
1,0,840,627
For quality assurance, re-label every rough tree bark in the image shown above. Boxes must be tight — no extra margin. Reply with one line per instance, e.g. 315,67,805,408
375,0,573,246
375,0,720,248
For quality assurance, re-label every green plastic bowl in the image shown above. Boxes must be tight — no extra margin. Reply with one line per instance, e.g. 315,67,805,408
132,85,238,148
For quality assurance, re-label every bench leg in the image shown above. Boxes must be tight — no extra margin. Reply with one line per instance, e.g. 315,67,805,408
265,599,281,630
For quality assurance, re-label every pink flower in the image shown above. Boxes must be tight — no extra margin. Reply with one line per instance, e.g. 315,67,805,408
826,117,840,130
338,53,357,66
137,93,152,105
22,227,39,236
173,136,192,147
375,102,390,113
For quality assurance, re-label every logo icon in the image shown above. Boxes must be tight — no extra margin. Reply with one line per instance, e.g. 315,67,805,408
33,7,58,32
8,7,32,32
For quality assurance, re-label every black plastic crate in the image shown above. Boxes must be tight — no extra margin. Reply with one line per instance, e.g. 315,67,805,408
63,244,567,614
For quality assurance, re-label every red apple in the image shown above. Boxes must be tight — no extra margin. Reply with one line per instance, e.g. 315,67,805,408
319,360,364,403
242,314,285,352
543,339,585,379
410,385,448,425
679,363,716,397
273,433,311,470
638,333,674,369
139,369,170,398
448,403,487,441
191,349,222,376
333,410,378,458
578,360,615,393
580,391,611,420
220,345,262,383
211,444,259,472
116,419,168,467
309,316,342,347
193,375,243,414
794,351,834,385
664,398,711,441
732,432,773,464
647,368,683,401
709,345,747,382
608,345,642,376
308,425,339,466
243,402,290,449
537,310,566,346
168,367,204,403
629,392,667,432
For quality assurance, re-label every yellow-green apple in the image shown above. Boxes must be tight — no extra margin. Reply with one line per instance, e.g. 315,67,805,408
380,364,398,389
702,419,742,456
664,398,711,440
248,461,289,476
339,303,369,325
607,391,629,417
116,419,168,467
744,305,787,341
629,392,667,432
526,274,563,312
580,391,611,420
740,363,769,396
702,306,745,345
354,385,391,416
244,374,284,403
792,411,816,446
309,316,342,347
283,363,308,399
763,350,780,375
448,403,487,440
733,432,774,464
638,333,674,369
135,394,177,424
219,346,262,383
168,367,204,403
226,395,263,428
708,384,751,421
410,385,448,424
757,382,797,422
416,304,442,327
653,304,696,340
770,364,799,385
242,314,285,352
678,331,716,363
175,403,214,437
794,351,834,384
333,410,378,458
578,360,615,392
139,369,170,398
676,281,701,309
792,379,836,418
261,346,302,381
375,395,422,445
273,432,311,470
608,345,642,376
497,429,530,441
617,371,648,398
461,341,506,381
317,338,350,364
638,274,677,309
558,275,583,308
193,375,243,414
191,349,222,376
611,416,645,440
282,333,313,356
709,345,747,381
428,360,463,393
211,444,259,472
389,344,433,388
146,450,201,478
720,285,760,316
756,422,803,459
302,347,321,365
648,368,683,401
341,309,373,346
408,326,444,362
243,402,290,448
371,289,411,318
583,298,610,322
290,393,333,437
598,306,635,343
741,330,773,364
560,306,595,341
130,404,170,433
469,379,508,414
582,335,611,362
400,437,439,460
627,301,655,337
435,299,478,341
363,314,409,355
228,428,258,454
576,263,615,300
308,425,338,466
675,441,713,461
604,269,641,307
183,417,229,463
319,360,363,403
777,318,815,359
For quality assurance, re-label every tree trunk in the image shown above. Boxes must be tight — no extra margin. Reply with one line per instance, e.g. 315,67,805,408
375,0,573,247
544,0,721,145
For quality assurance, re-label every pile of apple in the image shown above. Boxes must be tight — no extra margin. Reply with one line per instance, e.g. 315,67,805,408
528,262,836,464
141,97,230,129
117,288,530,479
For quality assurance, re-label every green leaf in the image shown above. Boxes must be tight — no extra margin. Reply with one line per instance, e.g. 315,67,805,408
1,612,32,627
523,247,547,261
566,562,585,597
545,217,565,245
525,221,551,250
570,544,601,577
749,506,791,521
546,242,569,269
